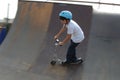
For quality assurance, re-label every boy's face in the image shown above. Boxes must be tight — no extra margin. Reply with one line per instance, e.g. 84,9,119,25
60,20,67,24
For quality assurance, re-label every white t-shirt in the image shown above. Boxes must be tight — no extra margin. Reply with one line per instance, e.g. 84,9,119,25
65,20,85,43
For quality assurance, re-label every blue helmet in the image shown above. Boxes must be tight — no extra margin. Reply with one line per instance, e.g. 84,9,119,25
59,10,72,20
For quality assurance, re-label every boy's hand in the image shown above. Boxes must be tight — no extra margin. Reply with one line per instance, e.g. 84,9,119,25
54,35,58,40
59,42,64,46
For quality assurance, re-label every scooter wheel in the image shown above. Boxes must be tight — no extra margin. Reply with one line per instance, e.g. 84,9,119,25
50,60,56,65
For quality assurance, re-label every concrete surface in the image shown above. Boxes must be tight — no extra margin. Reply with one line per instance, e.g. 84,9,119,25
0,1,120,80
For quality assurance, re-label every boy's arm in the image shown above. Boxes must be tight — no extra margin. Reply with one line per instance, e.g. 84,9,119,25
59,34,71,46
54,25,66,39
62,34,71,43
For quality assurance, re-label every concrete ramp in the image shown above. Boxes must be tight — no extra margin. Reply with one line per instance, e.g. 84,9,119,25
0,1,92,80
82,12,120,80
2,1,120,80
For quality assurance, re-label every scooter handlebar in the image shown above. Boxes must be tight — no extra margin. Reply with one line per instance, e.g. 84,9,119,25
55,38,60,46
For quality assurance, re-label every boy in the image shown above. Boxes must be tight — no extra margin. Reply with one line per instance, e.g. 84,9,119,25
54,10,85,64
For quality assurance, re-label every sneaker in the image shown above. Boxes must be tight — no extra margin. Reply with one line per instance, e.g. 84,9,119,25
61,58,83,65
70,58,83,64
61,60,70,65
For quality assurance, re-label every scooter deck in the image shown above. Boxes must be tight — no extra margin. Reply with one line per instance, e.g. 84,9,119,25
50,58,83,65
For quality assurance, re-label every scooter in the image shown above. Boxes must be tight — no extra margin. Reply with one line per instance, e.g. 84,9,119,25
50,39,83,65
50,39,63,65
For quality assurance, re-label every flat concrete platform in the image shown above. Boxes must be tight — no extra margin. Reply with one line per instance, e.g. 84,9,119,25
0,1,120,80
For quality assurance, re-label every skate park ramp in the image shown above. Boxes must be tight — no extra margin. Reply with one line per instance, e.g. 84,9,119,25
0,1,120,80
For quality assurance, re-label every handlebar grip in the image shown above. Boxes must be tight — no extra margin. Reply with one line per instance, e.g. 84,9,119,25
55,39,59,46
55,38,59,43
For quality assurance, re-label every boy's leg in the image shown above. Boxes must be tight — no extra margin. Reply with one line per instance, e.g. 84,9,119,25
66,40,79,63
